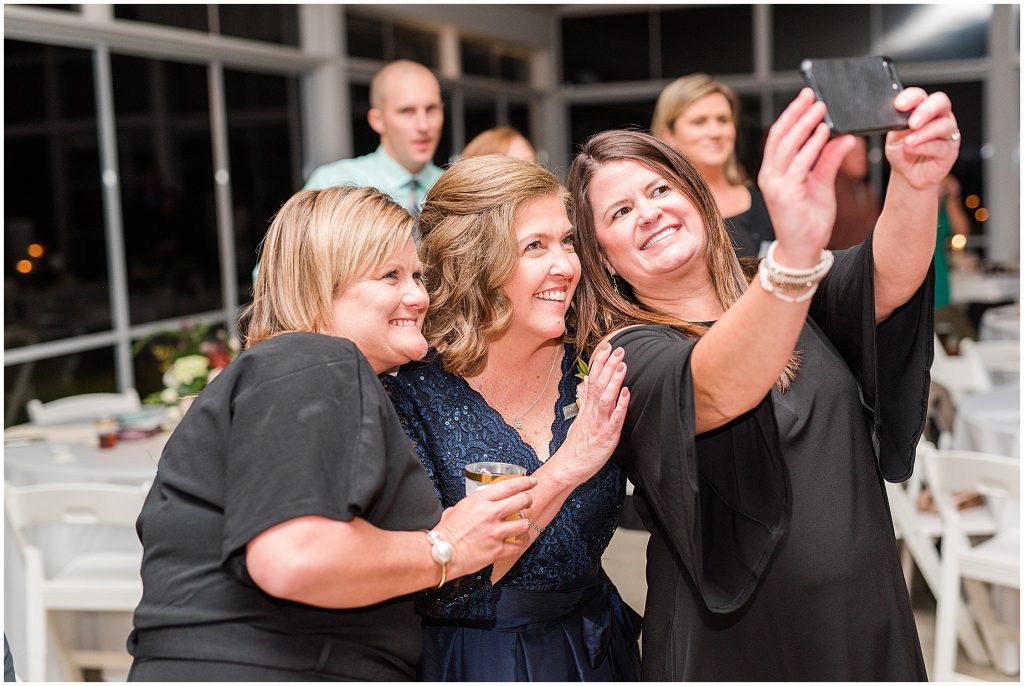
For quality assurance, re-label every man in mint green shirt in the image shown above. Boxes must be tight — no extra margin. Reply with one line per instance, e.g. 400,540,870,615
304,60,444,218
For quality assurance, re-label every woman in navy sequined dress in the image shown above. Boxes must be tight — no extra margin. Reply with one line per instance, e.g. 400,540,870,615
383,155,641,681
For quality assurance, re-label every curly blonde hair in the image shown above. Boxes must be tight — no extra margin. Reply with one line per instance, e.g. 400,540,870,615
244,185,414,348
417,155,570,377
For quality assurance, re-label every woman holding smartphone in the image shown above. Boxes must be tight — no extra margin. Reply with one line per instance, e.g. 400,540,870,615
568,86,958,680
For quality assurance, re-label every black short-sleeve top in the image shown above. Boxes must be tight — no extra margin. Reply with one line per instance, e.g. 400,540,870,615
129,332,442,681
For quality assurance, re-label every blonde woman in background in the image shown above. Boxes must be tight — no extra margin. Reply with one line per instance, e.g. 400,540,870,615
462,126,536,162
128,186,537,681
383,155,640,681
651,73,774,258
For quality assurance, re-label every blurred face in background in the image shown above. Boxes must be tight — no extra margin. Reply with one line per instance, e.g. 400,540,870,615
663,92,736,174
369,64,444,174
505,136,537,163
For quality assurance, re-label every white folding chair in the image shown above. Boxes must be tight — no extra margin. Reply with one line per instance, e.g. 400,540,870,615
920,449,1020,681
4,482,149,681
885,441,996,666
26,390,142,426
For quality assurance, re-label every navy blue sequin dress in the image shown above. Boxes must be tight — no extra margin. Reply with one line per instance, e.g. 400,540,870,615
383,344,641,681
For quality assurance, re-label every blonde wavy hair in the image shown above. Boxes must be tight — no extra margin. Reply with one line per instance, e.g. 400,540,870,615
417,155,570,377
650,73,749,186
244,185,414,348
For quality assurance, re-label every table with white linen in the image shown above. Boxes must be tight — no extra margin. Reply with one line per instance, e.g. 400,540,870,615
952,384,1020,459
950,271,1020,305
951,383,1020,675
4,420,170,680
979,303,1020,342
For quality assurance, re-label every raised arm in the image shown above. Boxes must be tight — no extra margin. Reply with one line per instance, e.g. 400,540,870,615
873,88,959,322
689,89,855,433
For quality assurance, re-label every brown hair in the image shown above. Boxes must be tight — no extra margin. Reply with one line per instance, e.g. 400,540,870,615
567,129,798,388
244,186,414,348
417,154,570,377
650,73,748,185
462,127,535,159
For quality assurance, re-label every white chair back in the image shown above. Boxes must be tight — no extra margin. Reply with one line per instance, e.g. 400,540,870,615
919,448,1020,680
26,390,142,426
4,481,149,681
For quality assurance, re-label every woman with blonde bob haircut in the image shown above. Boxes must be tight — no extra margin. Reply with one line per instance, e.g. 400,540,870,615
383,155,641,681
651,72,775,257
129,185,540,682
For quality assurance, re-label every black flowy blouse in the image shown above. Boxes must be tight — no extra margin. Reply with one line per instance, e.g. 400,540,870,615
611,237,933,681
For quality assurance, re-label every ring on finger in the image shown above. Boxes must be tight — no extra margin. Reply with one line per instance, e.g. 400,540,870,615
949,130,961,142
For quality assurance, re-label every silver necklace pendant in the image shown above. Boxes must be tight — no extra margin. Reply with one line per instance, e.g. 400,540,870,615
514,418,524,430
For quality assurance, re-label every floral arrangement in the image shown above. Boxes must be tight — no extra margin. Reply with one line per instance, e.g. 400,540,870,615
134,322,239,406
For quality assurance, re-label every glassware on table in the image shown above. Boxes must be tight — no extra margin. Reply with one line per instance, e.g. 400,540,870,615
96,418,119,449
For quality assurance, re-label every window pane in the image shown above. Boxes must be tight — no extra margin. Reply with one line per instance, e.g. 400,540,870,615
509,102,532,143
569,100,657,154
733,94,764,183
464,97,498,146
660,6,753,76
218,4,298,46
772,5,871,72
879,5,990,62
5,41,110,346
913,81,985,246
346,14,386,60
114,4,209,32
111,55,220,325
393,24,439,68
461,39,494,79
433,89,454,167
5,347,117,428
225,69,304,298
349,83,376,157
499,54,530,83
562,13,650,83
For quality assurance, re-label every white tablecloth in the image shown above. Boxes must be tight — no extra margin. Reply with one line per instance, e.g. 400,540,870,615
980,303,1021,342
952,384,1020,459
950,272,1020,305
4,422,169,681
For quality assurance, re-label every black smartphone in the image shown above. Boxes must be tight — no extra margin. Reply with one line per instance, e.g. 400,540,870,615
800,56,910,136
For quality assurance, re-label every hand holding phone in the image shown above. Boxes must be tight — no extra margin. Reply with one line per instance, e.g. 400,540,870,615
800,56,909,136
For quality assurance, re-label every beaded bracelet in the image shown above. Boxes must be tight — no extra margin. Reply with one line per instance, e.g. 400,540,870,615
518,511,546,535
758,241,834,303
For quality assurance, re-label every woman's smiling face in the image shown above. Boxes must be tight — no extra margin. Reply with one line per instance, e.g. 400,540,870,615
587,159,707,292
502,193,580,343
330,236,429,373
